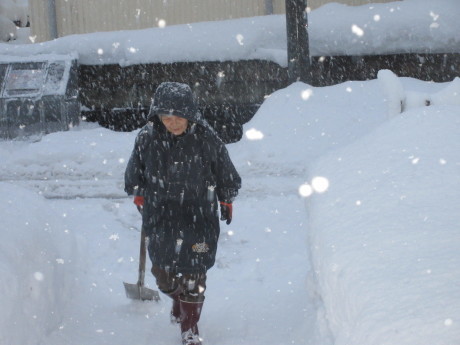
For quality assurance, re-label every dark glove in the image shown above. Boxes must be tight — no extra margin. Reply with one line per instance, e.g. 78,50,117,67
219,202,233,225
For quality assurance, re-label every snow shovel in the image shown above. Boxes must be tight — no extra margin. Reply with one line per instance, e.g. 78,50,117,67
123,206,160,301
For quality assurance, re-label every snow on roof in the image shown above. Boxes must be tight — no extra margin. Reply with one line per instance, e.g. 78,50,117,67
0,52,78,63
0,0,458,66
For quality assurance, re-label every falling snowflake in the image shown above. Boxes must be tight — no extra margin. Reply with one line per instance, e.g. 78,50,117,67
245,128,264,140
351,24,364,37
109,234,120,241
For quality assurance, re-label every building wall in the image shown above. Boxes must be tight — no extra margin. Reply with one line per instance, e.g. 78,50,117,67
29,0,399,43
28,0,50,43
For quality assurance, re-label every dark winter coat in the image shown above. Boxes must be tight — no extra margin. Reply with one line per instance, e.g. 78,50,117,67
124,83,241,274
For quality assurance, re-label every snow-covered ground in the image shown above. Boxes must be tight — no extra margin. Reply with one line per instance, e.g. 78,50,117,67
1,74,459,345
1,0,459,63
1,0,459,344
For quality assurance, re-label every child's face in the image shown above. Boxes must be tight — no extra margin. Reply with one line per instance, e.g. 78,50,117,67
161,115,188,136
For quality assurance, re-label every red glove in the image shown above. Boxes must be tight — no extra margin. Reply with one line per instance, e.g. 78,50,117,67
219,202,233,225
133,196,144,207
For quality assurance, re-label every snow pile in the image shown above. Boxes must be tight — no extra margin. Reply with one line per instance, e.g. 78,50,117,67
378,70,460,116
377,69,407,116
0,182,77,345
306,104,460,344
0,0,27,24
0,15,288,66
0,125,133,199
235,75,460,344
0,13,16,41
0,0,28,41
310,0,460,55
0,0,459,65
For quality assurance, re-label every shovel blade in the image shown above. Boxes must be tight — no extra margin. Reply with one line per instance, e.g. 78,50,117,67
123,282,160,301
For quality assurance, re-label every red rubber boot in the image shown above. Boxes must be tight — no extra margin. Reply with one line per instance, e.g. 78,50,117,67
180,299,204,345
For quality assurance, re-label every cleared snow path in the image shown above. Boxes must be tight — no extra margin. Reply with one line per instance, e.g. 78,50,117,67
43,196,316,345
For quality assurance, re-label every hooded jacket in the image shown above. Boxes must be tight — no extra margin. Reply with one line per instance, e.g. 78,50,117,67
124,82,241,273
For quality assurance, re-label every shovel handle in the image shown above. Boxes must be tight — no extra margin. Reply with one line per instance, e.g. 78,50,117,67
138,227,147,286
137,205,147,287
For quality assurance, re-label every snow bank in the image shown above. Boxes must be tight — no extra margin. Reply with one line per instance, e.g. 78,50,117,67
0,124,136,345
309,0,460,55
379,70,460,117
0,0,459,65
237,74,460,344
0,182,78,345
0,0,27,26
0,0,28,42
0,124,133,199
306,104,460,344
0,13,16,41
237,80,388,167
0,15,287,66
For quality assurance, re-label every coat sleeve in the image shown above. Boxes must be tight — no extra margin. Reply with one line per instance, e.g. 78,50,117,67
124,127,150,196
213,140,241,203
